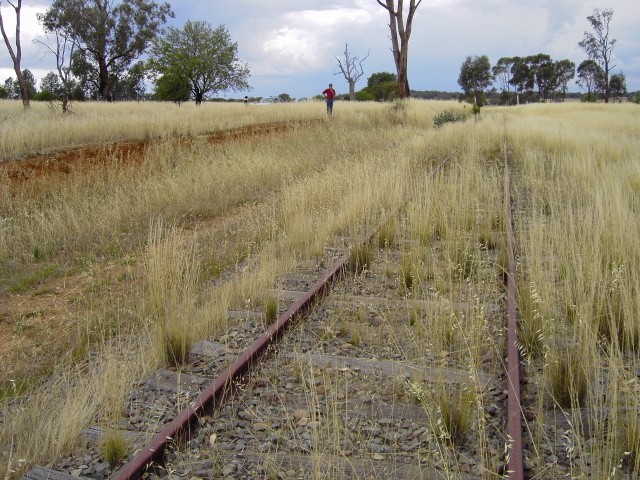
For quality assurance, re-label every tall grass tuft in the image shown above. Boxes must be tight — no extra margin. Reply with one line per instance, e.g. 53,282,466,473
546,345,589,409
98,429,127,467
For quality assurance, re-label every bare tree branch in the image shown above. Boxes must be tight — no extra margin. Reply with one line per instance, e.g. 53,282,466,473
334,43,369,101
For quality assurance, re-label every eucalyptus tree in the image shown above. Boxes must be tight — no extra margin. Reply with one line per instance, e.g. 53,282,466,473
376,0,422,99
493,57,515,104
457,55,493,107
0,0,29,108
579,8,616,103
528,53,555,101
509,57,534,104
40,0,173,101
553,59,575,102
576,59,602,102
148,21,250,105
609,73,626,102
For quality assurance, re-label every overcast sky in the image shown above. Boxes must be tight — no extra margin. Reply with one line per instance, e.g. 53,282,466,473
1,0,638,99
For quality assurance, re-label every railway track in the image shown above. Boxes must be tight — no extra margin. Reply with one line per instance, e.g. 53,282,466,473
22,144,527,480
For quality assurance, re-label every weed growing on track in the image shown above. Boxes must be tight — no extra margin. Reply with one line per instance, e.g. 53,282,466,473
98,430,127,467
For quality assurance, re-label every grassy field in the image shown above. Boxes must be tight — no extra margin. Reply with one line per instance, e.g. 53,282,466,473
1,99,639,479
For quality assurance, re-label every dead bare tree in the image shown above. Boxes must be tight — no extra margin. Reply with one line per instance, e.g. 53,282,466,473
334,43,369,101
36,16,77,114
376,0,422,99
0,0,29,108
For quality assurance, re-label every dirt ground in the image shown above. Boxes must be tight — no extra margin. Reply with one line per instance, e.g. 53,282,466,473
0,121,312,390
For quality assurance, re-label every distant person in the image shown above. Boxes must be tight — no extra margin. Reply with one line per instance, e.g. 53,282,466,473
322,83,336,116
243,96,249,105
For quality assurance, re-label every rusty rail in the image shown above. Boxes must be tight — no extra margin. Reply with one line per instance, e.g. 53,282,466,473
504,140,524,479
113,227,383,480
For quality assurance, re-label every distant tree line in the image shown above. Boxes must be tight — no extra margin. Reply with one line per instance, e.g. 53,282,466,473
0,0,251,110
456,8,634,108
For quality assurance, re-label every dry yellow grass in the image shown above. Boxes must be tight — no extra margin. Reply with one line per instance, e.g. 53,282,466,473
1,100,639,479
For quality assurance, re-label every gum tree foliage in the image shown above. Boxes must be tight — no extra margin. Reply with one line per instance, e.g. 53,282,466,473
579,8,616,103
528,53,556,101
457,55,493,107
609,73,626,102
41,0,173,101
0,0,29,108
334,43,369,101
3,77,16,98
493,57,515,104
359,72,397,101
152,72,190,103
0,86,8,98
376,0,422,99
554,59,575,102
148,21,250,106
110,60,146,100
576,59,602,102
40,71,63,96
509,56,535,102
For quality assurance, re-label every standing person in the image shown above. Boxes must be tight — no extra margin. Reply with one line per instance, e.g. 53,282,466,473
322,83,336,116
243,95,249,105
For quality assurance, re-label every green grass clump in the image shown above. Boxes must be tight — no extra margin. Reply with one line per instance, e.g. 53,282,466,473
99,429,127,466
433,110,467,129
546,346,589,409
264,296,279,323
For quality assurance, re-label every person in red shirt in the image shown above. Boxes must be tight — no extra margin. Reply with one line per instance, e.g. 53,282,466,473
322,83,336,116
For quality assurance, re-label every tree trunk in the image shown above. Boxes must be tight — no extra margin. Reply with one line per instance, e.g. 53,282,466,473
377,0,421,100
0,0,30,109
15,68,29,108
348,79,355,101
98,58,111,101
195,92,203,105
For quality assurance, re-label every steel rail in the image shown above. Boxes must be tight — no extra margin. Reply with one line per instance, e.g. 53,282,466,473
504,140,524,479
112,227,386,480
112,151,458,480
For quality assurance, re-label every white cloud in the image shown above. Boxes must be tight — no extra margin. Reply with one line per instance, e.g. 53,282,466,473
250,5,382,75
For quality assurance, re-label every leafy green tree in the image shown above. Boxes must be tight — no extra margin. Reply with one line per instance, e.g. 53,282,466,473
152,72,191,104
21,69,37,99
366,72,397,101
278,93,292,102
553,59,575,102
576,59,602,102
33,90,58,101
41,0,173,101
40,71,63,97
579,8,616,103
509,56,535,103
0,86,7,99
493,57,515,104
458,55,493,107
355,87,374,101
527,53,555,101
609,73,626,102
111,61,147,100
148,21,251,106
3,77,17,99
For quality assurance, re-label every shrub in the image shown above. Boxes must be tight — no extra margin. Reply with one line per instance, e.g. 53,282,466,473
433,109,467,129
